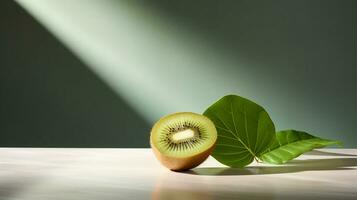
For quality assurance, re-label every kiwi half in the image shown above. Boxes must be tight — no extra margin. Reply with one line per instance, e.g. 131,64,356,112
150,112,217,171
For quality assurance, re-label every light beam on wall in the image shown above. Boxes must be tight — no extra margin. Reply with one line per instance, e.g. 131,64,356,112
13,0,356,147
16,0,265,123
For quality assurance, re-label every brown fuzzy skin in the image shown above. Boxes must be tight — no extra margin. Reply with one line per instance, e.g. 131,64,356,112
151,140,216,171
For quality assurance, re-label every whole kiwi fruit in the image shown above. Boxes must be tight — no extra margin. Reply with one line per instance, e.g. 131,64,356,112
150,112,217,171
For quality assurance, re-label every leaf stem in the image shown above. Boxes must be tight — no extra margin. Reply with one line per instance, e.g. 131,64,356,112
254,157,263,163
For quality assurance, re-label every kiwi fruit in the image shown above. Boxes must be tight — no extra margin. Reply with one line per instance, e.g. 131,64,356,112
150,112,217,171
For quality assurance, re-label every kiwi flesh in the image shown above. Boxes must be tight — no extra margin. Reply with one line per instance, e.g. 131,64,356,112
150,112,217,171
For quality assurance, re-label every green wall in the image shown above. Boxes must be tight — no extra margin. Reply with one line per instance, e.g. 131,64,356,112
1,0,357,147
0,1,150,147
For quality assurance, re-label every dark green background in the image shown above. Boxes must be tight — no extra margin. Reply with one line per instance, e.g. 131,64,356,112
1,0,356,147
0,1,150,147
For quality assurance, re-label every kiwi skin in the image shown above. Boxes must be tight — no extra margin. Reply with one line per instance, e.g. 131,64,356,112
151,140,216,171
150,112,217,171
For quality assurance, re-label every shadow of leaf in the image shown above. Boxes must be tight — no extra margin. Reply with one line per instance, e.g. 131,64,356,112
183,158,357,176
305,150,357,157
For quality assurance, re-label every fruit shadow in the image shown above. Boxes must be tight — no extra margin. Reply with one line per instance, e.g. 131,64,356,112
304,150,357,157
183,152,357,176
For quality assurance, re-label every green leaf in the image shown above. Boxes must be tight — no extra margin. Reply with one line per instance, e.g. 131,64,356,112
203,95,276,167
259,130,342,164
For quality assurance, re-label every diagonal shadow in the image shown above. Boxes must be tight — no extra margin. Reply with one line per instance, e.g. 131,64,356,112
0,174,44,199
137,0,357,148
0,1,151,147
183,158,357,176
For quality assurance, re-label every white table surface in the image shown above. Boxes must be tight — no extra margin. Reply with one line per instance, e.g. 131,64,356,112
0,148,356,200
